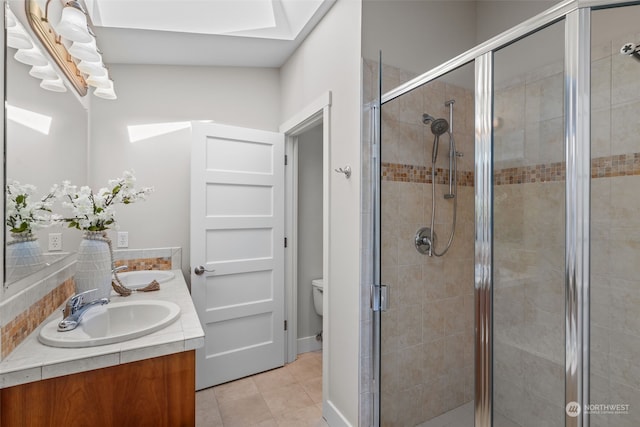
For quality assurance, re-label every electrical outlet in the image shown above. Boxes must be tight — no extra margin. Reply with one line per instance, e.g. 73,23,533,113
117,231,129,248
48,233,62,251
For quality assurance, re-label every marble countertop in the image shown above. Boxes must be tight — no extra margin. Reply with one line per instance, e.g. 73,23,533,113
0,270,204,389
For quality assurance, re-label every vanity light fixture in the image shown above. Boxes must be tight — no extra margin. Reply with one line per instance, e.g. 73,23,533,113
93,79,116,100
7,26,34,49
86,73,110,89
68,37,101,62
29,63,59,80
14,46,48,66
24,0,116,99
77,59,106,77
54,0,92,43
40,77,68,92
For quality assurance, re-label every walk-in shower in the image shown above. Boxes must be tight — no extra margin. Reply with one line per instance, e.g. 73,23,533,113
365,1,640,427
415,100,461,257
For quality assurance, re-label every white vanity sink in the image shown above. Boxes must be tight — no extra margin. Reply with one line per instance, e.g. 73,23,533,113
38,300,181,348
115,270,175,290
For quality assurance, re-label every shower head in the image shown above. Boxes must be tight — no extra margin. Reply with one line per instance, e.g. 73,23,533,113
422,113,435,125
430,118,449,136
422,113,449,136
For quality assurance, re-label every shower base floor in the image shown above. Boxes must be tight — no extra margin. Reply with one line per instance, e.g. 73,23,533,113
417,401,474,427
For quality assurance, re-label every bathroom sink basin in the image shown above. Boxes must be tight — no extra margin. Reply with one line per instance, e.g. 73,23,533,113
38,300,181,348
115,270,175,290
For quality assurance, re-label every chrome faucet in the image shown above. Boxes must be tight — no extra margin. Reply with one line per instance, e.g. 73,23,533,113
58,289,109,332
113,265,128,274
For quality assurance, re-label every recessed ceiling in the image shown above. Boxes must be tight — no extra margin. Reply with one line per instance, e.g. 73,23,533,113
85,0,336,67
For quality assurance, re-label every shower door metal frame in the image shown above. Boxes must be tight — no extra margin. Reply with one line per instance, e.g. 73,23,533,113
474,52,493,427
565,8,591,427
372,1,636,426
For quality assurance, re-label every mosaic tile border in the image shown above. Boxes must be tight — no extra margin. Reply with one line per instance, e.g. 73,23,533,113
381,162,474,186
114,257,172,271
383,153,640,185
1,278,74,358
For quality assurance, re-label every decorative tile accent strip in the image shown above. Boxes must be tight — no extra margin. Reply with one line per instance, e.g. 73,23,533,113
384,154,640,186
591,153,640,178
114,257,172,271
494,161,566,185
1,278,75,358
381,162,474,186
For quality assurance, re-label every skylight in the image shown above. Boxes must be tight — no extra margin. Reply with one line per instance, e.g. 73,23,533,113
85,0,325,41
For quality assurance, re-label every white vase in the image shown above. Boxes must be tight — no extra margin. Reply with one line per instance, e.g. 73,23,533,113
74,231,113,300
5,233,45,282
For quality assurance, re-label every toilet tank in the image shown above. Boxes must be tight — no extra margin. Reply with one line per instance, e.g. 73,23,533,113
311,278,324,316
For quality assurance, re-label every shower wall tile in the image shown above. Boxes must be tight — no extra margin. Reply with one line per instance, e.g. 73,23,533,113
524,72,564,123
611,44,640,106
591,56,612,113
422,81,448,126
610,100,640,155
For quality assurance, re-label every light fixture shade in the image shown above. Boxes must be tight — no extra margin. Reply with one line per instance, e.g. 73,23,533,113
77,60,107,77
55,2,91,43
68,37,101,62
14,48,48,66
94,80,116,100
6,12,17,28
7,31,33,50
86,74,110,89
40,78,67,92
29,64,59,80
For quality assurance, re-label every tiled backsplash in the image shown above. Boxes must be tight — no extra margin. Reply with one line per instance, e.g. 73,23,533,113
0,247,182,361
1,277,74,359
114,257,172,271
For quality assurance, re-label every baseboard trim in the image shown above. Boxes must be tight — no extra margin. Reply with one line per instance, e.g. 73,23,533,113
323,399,352,427
297,335,322,354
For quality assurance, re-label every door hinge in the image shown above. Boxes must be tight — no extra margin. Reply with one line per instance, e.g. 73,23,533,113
284,320,288,331
284,237,288,248
285,155,288,165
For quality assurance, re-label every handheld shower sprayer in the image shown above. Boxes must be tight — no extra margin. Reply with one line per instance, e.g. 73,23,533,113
427,117,449,164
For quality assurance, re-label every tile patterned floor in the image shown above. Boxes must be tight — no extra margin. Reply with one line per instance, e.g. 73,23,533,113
196,351,328,427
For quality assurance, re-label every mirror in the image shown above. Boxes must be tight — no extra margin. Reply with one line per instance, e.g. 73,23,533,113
4,1,88,288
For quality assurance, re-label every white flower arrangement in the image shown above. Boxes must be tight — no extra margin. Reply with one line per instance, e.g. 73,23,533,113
6,180,60,235
61,170,153,232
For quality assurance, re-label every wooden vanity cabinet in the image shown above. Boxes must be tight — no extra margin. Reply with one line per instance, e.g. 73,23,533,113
0,350,195,427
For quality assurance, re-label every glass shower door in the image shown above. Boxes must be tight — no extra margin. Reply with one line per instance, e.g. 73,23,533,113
590,5,640,427
379,62,475,427
492,18,566,427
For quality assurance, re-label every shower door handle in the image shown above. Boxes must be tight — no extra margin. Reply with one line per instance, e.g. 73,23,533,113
371,284,389,312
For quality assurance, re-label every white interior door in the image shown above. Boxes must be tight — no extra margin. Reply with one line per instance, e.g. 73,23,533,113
191,122,285,389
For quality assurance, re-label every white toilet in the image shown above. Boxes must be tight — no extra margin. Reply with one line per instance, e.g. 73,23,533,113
311,278,324,317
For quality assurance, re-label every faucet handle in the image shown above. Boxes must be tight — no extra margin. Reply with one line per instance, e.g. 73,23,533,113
63,289,97,317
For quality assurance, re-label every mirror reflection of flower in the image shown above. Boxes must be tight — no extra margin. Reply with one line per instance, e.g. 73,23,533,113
5,180,61,236
61,170,154,232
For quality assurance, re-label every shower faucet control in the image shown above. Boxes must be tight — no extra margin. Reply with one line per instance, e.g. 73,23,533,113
415,227,437,256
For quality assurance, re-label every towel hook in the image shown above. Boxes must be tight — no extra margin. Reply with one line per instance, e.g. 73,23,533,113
334,166,352,179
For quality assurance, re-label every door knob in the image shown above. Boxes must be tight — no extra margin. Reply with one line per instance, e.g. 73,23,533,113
194,266,215,275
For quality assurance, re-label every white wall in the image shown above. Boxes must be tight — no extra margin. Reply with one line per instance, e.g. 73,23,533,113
297,124,323,343
475,1,560,44
280,0,362,424
89,64,281,281
362,0,477,77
